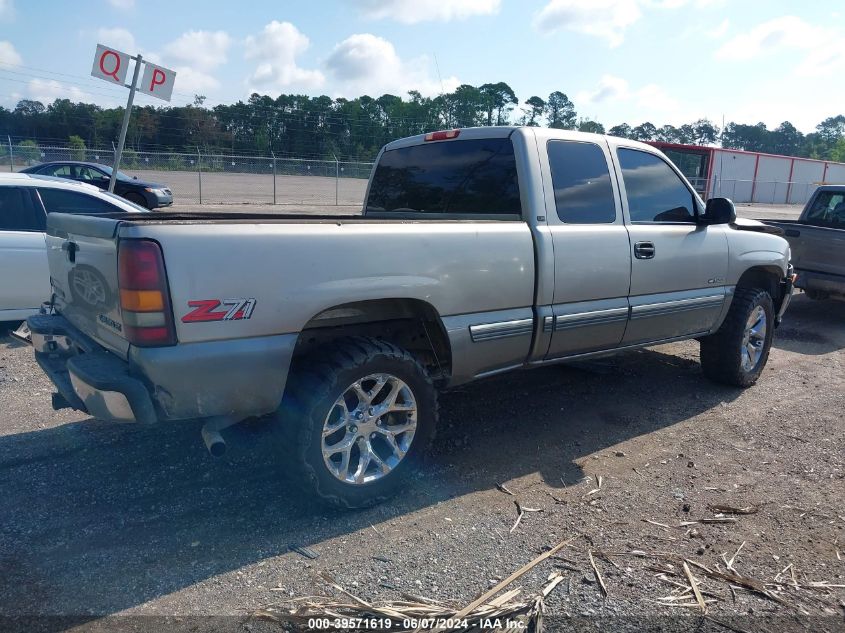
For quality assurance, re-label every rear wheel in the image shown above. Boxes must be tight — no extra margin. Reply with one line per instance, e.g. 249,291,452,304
125,192,150,209
276,337,437,509
700,287,774,387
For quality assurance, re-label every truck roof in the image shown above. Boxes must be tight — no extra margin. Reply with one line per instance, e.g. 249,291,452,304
383,125,659,154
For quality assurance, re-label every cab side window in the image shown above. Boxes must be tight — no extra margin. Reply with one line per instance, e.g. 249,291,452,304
618,148,696,223
0,186,45,231
38,188,121,215
548,140,616,223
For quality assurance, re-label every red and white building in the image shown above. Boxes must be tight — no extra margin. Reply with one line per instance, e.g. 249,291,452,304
650,142,845,205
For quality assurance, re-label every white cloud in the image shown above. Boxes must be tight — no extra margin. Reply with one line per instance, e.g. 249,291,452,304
96,27,136,52
715,15,845,77
26,79,93,105
244,21,324,93
159,30,231,95
576,74,679,113
325,33,459,98
163,30,230,73
106,0,135,8
707,18,729,39
534,0,642,47
0,0,14,21
354,0,500,23
0,40,22,66
534,0,722,46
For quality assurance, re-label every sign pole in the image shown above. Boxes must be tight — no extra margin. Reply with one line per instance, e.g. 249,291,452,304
109,54,142,193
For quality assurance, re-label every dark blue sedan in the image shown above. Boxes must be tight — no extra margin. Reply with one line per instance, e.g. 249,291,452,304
20,161,173,209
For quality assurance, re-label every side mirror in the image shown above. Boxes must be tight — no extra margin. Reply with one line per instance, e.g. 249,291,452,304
133,176,138,180
702,197,737,225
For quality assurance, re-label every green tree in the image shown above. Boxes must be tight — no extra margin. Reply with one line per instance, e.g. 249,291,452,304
523,96,546,127
771,121,803,156
608,123,633,138
578,120,605,134
830,137,845,163
479,82,518,126
68,135,86,161
631,122,657,141
691,119,719,145
546,91,576,129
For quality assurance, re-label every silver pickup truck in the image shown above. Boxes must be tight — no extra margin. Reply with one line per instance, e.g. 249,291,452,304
26,127,794,507
762,185,845,301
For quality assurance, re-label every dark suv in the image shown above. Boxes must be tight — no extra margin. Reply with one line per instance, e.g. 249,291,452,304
20,161,173,209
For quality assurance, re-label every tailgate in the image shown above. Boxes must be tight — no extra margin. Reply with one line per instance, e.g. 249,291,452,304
46,213,130,358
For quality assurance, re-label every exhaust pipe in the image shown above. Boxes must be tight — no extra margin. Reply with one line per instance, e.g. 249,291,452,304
201,416,239,457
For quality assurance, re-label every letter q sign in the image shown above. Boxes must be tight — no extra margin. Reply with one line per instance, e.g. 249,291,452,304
91,44,129,85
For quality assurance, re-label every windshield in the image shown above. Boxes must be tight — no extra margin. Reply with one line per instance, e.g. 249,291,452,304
100,165,133,181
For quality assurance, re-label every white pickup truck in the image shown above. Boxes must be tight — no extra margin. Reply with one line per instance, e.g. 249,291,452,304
26,127,794,507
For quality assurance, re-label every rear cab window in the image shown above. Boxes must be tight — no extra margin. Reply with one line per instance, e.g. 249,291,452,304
365,136,522,218
617,148,697,223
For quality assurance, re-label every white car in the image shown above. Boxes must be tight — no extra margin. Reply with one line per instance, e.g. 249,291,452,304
0,172,147,321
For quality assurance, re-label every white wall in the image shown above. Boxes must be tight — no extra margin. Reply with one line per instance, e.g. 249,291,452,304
709,150,845,204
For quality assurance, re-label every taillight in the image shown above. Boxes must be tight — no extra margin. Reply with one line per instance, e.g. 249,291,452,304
424,129,460,141
118,239,176,346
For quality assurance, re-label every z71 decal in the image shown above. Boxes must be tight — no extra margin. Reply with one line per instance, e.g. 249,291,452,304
182,298,256,323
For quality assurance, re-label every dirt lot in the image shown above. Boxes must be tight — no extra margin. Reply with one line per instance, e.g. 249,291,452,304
1,291,843,632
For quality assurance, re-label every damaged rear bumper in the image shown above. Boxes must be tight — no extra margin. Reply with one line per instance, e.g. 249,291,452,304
27,314,157,424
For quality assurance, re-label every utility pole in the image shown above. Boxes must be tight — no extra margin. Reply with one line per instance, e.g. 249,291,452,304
109,54,142,193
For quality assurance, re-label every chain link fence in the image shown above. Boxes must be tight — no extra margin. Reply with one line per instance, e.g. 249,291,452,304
2,140,374,207
688,177,820,206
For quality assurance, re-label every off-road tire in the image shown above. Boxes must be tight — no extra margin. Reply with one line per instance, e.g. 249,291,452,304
700,287,774,388
275,336,437,509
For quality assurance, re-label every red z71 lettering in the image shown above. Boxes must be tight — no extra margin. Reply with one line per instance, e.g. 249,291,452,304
182,298,256,323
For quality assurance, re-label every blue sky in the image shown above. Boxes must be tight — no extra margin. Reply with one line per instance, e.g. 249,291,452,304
0,0,842,132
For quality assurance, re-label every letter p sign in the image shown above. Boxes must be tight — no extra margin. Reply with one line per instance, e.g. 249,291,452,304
139,61,176,102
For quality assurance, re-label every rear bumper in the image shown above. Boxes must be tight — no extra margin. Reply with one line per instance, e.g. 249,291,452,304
28,314,157,424
776,264,796,325
27,313,298,424
794,268,845,296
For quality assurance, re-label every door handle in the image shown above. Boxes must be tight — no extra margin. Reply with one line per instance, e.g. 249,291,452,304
634,241,655,259
785,229,800,237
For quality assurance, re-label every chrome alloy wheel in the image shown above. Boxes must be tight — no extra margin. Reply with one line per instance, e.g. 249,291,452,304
321,373,418,485
741,305,767,372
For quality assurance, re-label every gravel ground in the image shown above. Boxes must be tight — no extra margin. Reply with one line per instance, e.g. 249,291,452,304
1,293,843,632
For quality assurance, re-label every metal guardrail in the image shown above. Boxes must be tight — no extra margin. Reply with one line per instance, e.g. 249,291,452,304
2,140,374,206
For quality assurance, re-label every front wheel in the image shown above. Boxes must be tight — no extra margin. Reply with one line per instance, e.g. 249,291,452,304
275,337,437,509
124,192,150,209
700,287,775,387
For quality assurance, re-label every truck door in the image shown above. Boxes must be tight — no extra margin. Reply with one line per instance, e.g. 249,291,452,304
539,137,632,359
612,146,729,345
